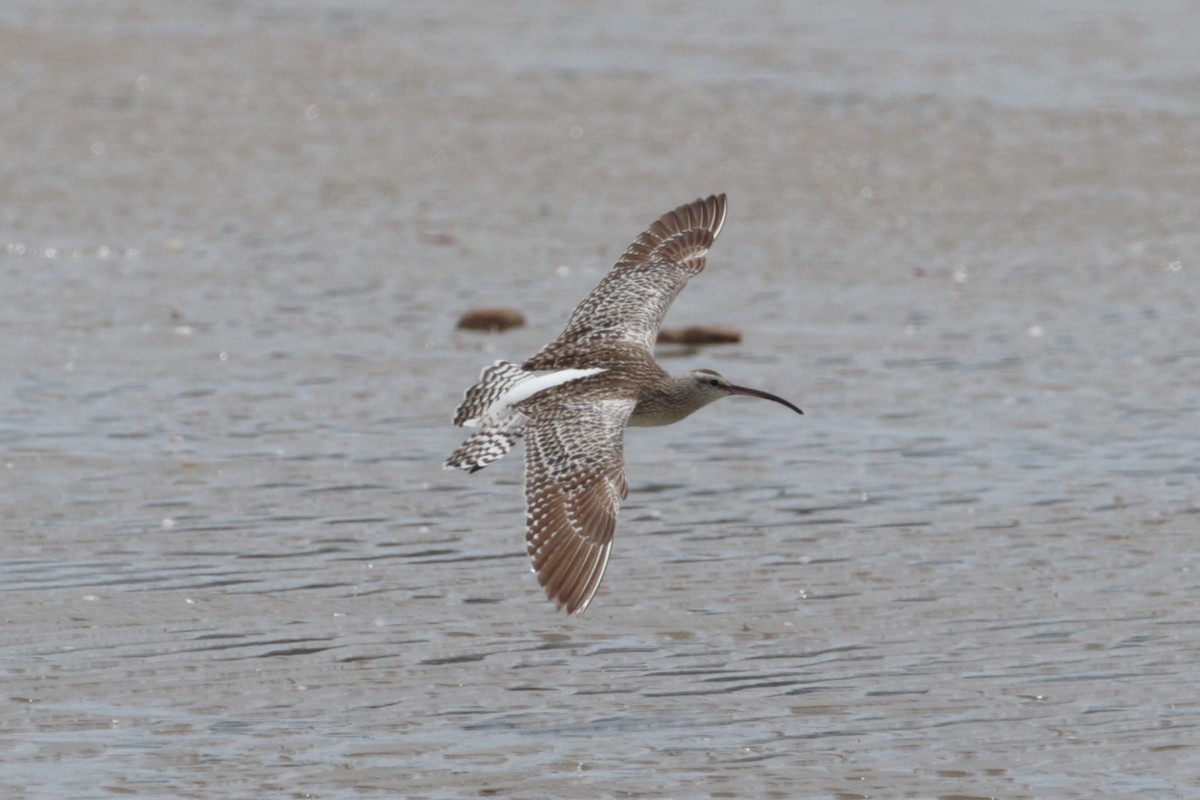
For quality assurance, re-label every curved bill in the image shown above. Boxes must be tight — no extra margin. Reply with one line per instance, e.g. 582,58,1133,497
727,384,804,415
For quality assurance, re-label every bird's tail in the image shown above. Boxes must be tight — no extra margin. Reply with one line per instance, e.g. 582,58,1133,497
445,361,530,472
444,423,523,472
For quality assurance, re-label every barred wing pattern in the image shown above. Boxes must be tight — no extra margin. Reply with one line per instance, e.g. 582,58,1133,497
522,397,635,614
546,194,727,354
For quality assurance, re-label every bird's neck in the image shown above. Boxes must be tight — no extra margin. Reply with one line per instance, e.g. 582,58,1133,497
628,376,703,427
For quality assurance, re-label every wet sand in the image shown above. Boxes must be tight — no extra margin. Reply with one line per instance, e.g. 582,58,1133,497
3,2,1199,797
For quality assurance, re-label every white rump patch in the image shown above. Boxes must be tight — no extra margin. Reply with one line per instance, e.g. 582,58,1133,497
489,367,606,422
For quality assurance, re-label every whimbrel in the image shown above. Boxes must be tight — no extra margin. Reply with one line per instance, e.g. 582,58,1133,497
446,194,803,614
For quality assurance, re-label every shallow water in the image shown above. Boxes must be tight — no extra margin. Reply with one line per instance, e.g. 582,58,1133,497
3,1,1199,797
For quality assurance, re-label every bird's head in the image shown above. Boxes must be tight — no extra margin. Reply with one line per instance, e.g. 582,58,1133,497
686,369,804,416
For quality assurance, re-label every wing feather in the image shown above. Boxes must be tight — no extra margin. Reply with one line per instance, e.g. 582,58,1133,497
537,194,727,355
523,398,634,614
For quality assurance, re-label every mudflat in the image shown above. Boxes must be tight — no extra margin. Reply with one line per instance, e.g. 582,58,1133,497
3,2,1197,797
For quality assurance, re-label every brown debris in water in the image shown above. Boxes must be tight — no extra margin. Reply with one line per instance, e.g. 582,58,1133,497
456,307,526,332
657,324,743,345
417,230,456,246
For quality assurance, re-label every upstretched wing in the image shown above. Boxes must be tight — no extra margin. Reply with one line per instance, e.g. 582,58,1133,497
522,397,635,614
541,194,727,355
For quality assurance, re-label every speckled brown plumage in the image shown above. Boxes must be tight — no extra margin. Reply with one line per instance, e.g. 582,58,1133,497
526,193,726,363
446,194,803,614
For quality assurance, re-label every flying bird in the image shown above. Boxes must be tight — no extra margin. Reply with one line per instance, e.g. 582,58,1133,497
446,195,803,614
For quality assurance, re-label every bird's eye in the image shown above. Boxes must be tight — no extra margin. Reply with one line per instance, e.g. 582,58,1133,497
707,378,721,387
